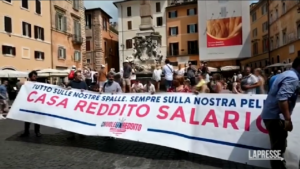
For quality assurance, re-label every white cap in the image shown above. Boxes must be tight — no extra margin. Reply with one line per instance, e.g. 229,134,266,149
72,65,76,68
124,60,129,63
101,64,105,68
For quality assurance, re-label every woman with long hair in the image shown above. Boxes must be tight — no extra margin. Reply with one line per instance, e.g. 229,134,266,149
254,68,265,94
208,73,223,93
167,76,191,92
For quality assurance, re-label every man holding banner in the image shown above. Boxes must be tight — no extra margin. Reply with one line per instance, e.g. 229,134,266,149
261,56,300,169
20,71,41,137
66,71,88,140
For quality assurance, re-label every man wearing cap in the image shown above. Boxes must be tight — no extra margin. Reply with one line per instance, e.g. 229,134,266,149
122,60,132,93
98,64,107,92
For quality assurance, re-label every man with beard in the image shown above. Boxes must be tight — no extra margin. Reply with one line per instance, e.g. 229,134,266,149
20,71,41,137
66,71,87,140
102,72,122,94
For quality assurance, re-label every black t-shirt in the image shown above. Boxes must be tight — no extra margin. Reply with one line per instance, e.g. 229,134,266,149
67,80,88,90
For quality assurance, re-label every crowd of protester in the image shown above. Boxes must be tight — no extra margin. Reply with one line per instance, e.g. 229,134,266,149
1,56,300,169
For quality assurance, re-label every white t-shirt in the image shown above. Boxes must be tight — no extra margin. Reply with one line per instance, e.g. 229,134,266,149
152,69,162,81
131,69,136,80
233,75,237,82
205,74,210,83
244,74,258,94
176,68,185,76
163,64,174,81
144,84,155,93
131,83,143,90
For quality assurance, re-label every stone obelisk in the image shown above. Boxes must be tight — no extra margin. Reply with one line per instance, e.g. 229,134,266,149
139,0,154,31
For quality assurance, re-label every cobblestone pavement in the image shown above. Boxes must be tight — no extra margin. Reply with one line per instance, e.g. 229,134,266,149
0,119,266,169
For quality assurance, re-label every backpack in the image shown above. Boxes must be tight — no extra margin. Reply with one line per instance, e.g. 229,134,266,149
68,70,75,80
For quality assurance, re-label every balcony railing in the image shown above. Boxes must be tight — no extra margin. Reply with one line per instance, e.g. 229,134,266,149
72,35,83,44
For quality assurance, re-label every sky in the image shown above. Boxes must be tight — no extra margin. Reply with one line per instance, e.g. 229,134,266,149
84,1,259,22
84,1,118,21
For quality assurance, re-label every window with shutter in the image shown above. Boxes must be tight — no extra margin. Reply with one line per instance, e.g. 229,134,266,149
55,12,66,32
156,17,162,26
55,12,59,30
35,0,41,14
34,26,37,39
34,51,43,60
156,2,160,12
73,19,77,35
41,52,45,60
77,22,81,38
73,0,79,10
4,16,12,33
41,28,44,40
63,16,67,32
127,7,131,16
64,48,67,58
22,22,31,37
126,39,132,49
74,51,81,61
22,0,28,9
22,22,26,36
2,46,15,55
34,26,43,40
58,47,65,59
28,23,31,37
86,41,91,51
127,21,132,30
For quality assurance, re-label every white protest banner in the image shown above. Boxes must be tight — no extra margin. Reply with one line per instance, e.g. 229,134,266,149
8,82,300,169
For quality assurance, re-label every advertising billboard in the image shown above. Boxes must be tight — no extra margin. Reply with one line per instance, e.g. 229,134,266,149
198,1,251,61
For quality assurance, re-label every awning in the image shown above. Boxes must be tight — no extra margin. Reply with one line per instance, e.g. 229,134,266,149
220,66,240,71
208,67,218,72
264,63,286,68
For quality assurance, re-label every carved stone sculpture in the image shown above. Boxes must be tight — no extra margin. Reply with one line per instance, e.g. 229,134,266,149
127,1,164,74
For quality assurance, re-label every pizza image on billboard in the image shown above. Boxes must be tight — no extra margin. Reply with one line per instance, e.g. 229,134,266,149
206,17,242,48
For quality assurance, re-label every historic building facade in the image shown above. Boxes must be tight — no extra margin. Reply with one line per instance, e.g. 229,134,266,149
166,0,199,67
85,8,119,71
241,0,300,68
50,0,86,70
114,0,167,72
0,0,51,71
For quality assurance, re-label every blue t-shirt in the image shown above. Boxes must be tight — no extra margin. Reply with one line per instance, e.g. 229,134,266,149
0,85,7,99
269,75,278,90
